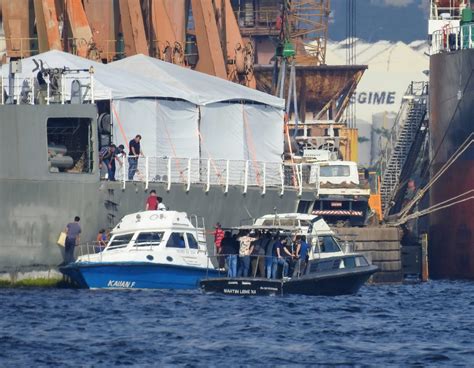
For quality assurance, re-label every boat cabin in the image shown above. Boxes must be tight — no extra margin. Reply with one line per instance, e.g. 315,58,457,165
76,211,211,269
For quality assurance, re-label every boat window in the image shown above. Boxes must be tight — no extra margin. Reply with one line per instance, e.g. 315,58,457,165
310,259,341,273
186,233,199,249
47,117,94,174
317,236,341,253
166,232,186,248
320,165,350,177
344,257,356,269
261,218,297,226
355,256,369,267
108,234,134,249
135,232,164,247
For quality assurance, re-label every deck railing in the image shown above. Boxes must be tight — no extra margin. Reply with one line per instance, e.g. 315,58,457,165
431,23,474,54
0,71,95,105
114,156,320,195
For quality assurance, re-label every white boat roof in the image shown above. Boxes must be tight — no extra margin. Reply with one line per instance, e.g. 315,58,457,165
112,211,195,234
256,213,318,221
254,213,333,234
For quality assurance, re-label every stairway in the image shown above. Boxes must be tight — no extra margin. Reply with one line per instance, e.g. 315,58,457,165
379,82,428,216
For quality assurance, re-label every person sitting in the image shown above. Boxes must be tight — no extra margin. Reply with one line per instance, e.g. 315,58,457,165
272,237,291,279
221,231,238,277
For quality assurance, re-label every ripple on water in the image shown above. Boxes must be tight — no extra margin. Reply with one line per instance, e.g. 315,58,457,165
1,281,474,366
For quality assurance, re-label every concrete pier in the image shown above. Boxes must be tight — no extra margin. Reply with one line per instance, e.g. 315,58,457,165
335,227,402,284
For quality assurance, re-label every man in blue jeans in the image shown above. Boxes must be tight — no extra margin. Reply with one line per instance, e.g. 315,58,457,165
272,237,291,279
64,216,81,264
221,231,238,277
128,134,142,180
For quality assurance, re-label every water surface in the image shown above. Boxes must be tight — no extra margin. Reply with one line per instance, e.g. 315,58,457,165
1,281,474,366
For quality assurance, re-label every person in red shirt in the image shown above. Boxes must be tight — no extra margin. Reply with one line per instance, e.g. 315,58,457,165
145,190,158,210
213,223,225,268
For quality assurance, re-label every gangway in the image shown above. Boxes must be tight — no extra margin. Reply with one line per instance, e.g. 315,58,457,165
379,81,428,216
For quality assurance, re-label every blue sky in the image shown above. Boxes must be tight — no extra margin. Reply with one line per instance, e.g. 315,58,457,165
329,0,429,42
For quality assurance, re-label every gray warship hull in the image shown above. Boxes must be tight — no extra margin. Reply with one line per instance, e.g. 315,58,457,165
0,104,306,272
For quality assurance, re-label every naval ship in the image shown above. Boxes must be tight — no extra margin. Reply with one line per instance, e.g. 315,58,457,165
0,1,368,272
428,0,474,278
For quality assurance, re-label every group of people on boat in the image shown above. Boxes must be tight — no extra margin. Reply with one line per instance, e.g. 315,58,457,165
214,225,310,279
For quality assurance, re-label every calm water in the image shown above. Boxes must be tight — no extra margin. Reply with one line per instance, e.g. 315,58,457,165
1,281,474,367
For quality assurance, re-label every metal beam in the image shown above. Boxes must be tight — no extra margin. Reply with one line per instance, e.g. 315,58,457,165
66,0,93,58
33,0,62,53
2,0,31,57
191,0,227,79
118,0,149,56
83,0,116,62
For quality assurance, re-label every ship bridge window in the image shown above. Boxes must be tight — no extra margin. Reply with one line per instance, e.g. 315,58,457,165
166,232,186,248
47,117,93,174
317,236,341,253
135,232,164,247
320,165,350,177
107,234,134,249
186,233,198,249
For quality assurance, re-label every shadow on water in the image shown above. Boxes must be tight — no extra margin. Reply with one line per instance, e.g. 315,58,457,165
1,281,474,366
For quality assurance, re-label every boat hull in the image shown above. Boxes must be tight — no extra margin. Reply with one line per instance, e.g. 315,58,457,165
60,262,220,289
429,50,474,278
200,265,378,296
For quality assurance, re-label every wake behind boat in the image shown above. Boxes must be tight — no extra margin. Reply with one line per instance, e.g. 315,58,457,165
200,214,378,296
60,211,218,289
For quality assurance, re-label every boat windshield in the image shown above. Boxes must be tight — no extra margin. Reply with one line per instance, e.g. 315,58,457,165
134,231,164,246
108,233,134,249
320,165,350,177
317,236,341,253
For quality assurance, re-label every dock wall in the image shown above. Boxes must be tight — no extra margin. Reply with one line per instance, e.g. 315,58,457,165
335,227,402,283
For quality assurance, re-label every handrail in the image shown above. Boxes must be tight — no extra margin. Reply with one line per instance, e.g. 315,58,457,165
431,23,474,55
1,70,95,105
116,156,321,195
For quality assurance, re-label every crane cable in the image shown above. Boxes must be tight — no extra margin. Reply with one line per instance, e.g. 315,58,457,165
390,133,473,225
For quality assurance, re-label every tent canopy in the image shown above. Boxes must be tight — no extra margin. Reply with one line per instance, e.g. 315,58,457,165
1,50,284,108
0,50,194,101
109,54,284,108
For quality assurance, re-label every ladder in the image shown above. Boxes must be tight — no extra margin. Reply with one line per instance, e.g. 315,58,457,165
379,81,428,216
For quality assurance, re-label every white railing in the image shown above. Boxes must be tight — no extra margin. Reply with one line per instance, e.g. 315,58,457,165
115,156,320,195
432,23,474,55
0,70,95,105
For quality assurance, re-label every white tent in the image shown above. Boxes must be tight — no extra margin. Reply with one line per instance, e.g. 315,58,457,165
108,54,284,163
109,54,284,108
0,50,194,101
1,51,285,167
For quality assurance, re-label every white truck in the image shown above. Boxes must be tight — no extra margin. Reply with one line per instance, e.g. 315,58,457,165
312,160,371,227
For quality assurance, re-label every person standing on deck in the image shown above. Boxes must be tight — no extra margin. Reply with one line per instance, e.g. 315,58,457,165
145,190,158,210
128,135,142,180
99,144,117,181
213,223,225,268
157,196,167,211
221,231,238,277
64,216,81,264
237,230,255,277
294,235,309,277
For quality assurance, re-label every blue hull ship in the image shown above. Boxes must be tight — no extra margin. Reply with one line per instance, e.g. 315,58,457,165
61,262,219,289
59,211,218,290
